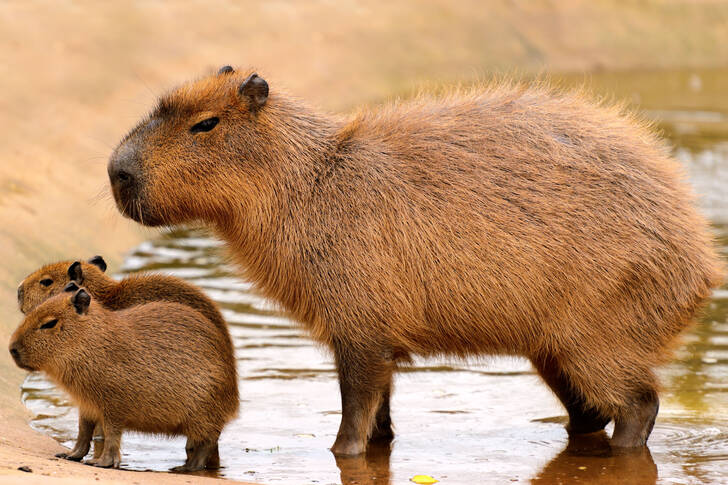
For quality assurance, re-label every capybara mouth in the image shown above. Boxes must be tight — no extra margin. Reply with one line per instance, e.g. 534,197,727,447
112,192,165,227
10,352,35,372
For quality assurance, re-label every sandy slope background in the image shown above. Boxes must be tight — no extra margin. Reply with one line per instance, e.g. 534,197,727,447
1,1,727,483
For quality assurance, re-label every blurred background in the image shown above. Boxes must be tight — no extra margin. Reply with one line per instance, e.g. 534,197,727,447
1,1,728,484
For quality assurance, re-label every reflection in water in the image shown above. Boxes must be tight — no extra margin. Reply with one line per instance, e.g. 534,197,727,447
19,69,728,483
533,433,657,485
335,442,392,485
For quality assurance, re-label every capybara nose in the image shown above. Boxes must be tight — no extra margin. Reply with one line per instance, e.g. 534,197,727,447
9,345,20,362
108,143,140,193
17,284,23,305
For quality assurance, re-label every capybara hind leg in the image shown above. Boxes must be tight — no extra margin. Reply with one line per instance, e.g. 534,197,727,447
331,344,393,456
172,437,219,472
611,389,659,448
87,421,121,468
56,415,95,461
532,355,611,434
370,385,394,442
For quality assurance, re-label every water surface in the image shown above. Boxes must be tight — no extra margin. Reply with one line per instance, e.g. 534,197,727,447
21,69,728,484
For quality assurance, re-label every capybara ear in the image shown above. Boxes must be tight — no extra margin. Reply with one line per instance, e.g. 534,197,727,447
88,255,107,272
63,282,79,293
218,65,234,75
71,288,91,315
67,261,83,283
238,73,268,112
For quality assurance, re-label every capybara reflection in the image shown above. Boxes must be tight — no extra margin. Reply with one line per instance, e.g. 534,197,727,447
108,66,723,455
8,289,238,470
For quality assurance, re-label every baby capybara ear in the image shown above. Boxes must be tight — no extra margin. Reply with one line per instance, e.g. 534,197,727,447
63,282,80,293
71,288,91,315
67,261,83,283
218,65,234,75
239,73,268,112
88,255,107,272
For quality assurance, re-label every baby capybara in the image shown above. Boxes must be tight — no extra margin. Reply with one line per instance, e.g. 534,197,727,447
18,256,228,339
8,288,238,470
107,67,723,455
18,255,234,460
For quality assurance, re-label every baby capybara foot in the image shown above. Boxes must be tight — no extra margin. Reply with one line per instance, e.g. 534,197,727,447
86,453,121,469
611,390,659,448
55,451,85,462
171,439,220,472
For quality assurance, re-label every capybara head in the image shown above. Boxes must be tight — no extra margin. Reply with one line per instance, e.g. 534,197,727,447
9,288,92,372
18,256,107,314
107,66,274,227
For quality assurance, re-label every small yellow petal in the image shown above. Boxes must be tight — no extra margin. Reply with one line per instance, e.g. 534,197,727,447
411,475,438,484
577,466,587,470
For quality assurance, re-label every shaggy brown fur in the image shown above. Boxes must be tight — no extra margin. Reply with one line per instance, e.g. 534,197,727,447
107,67,724,455
8,289,238,470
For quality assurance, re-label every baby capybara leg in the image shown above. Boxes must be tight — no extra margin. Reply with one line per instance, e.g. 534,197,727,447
56,415,95,461
369,384,394,442
531,355,611,434
87,421,121,468
611,387,660,448
91,423,104,459
172,435,220,472
331,344,393,456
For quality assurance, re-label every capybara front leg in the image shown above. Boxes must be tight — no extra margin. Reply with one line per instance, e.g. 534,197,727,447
611,388,659,448
56,415,95,461
532,354,611,434
370,385,394,442
87,421,121,468
331,344,392,456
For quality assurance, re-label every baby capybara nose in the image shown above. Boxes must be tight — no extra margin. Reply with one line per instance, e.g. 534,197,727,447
9,345,20,363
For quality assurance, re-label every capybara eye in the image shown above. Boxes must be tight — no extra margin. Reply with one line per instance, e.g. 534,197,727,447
40,319,58,330
190,117,219,134
39,279,53,287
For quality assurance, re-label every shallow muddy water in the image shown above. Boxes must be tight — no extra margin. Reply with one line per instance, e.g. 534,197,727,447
21,69,728,484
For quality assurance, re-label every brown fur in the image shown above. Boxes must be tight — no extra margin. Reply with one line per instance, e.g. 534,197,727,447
18,258,230,346
107,67,724,455
8,289,238,470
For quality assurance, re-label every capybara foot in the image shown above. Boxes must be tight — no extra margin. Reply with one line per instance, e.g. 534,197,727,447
87,453,121,468
611,391,659,448
331,436,367,456
566,407,611,435
55,451,84,462
174,439,219,471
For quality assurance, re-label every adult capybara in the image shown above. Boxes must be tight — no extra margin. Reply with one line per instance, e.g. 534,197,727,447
107,66,723,455
8,288,238,470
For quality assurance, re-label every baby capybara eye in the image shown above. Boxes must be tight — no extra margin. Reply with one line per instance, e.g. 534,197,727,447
40,319,58,330
39,279,53,287
190,117,219,134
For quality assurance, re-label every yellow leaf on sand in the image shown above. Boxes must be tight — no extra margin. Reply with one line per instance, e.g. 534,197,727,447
411,475,438,484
